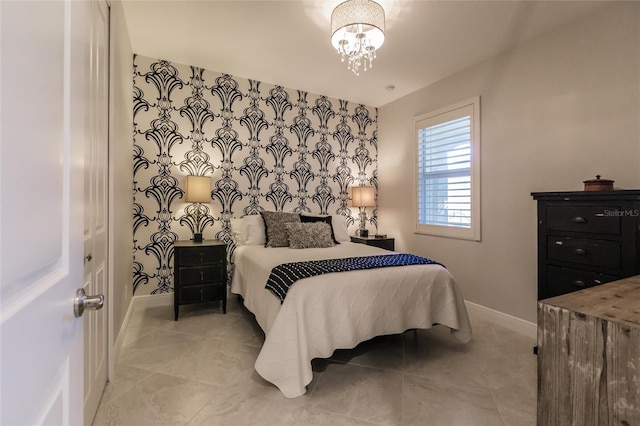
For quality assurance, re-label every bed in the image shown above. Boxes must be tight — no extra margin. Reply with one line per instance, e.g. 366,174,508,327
229,213,472,398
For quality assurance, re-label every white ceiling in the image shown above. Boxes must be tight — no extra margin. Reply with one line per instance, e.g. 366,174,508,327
121,0,608,107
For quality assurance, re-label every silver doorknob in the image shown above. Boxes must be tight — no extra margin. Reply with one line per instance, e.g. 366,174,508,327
74,288,104,318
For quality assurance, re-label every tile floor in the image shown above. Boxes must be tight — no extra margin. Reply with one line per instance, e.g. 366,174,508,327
92,294,537,426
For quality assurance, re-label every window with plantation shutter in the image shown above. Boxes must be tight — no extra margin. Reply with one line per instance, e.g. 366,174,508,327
415,97,480,240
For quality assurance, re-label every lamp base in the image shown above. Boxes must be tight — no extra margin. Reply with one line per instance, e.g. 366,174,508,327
193,233,203,243
356,229,369,237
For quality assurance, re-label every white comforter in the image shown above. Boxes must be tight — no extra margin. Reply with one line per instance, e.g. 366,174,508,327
230,242,472,398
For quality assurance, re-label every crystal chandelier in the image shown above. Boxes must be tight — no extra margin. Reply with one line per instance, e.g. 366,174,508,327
331,0,385,76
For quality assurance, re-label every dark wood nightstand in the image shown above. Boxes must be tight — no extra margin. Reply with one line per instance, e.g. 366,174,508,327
350,236,395,251
173,240,227,320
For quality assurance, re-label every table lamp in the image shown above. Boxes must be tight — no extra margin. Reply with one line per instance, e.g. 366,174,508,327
349,185,376,237
186,175,211,242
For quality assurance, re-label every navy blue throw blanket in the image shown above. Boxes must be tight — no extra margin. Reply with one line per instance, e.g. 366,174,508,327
265,254,443,303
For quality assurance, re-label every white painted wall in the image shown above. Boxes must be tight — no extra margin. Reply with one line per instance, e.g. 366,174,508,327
378,3,640,323
109,0,134,346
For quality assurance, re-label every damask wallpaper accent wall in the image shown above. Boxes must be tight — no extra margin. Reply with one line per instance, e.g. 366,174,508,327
133,56,379,296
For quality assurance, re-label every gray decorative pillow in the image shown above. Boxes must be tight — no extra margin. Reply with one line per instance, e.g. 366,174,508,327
260,211,301,247
285,222,335,249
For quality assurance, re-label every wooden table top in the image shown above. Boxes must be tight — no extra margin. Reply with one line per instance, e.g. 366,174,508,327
539,275,640,328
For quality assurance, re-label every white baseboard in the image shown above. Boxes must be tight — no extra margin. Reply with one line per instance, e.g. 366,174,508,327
464,300,537,341
132,292,173,308
111,293,173,366
111,299,134,368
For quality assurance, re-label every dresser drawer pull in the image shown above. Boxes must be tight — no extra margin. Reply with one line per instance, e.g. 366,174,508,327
200,270,204,281
574,248,586,255
573,216,586,223
573,280,586,288
199,253,205,263
200,289,204,300
594,213,605,217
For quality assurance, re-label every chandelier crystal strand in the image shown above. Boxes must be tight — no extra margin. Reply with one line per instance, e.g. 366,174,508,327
331,0,385,76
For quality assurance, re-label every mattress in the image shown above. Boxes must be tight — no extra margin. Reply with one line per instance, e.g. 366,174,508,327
230,242,472,398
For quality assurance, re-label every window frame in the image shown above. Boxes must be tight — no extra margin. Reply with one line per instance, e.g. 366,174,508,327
414,96,481,241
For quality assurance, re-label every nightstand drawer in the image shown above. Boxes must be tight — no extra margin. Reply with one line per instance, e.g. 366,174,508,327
547,237,620,269
546,206,620,235
178,246,225,266
545,265,620,298
179,265,224,285
179,284,226,304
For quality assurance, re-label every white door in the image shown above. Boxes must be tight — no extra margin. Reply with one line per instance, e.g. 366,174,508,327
1,0,96,424
84,1,110,424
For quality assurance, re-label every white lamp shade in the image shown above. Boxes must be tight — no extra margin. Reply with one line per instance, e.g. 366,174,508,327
350,185,376,207
185,175,211,203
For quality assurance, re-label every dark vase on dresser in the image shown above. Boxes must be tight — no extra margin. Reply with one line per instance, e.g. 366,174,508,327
532,190,640,301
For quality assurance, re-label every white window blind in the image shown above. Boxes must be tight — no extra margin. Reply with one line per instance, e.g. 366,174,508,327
418,115,471,227
415,97,480,240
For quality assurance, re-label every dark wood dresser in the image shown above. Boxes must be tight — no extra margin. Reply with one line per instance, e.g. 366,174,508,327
532,190,640,300
173,240,227,320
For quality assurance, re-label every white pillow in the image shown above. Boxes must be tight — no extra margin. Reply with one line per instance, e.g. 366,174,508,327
243,214,266,246
330,214,350,242
229,215,266,246
230,218,247,245
300,213,350,243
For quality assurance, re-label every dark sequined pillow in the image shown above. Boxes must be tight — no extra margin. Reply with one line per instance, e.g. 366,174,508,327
284,222,335,249
299,214,340,244
260,211,301,247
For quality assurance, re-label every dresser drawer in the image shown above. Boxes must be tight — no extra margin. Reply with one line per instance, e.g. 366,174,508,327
547,237,620,269
179,265,224,285
533,191,640,301
178,246,225,266
546,206,620,235
178,284,226,304
545,265,620,298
